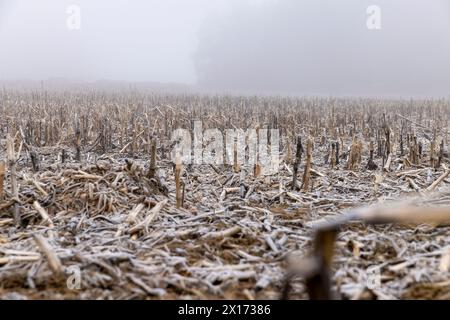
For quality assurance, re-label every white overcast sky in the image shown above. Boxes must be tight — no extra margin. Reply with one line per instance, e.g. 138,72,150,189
0,0,257,83
0,0,449,96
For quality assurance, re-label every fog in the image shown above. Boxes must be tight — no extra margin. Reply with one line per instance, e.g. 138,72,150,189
0,0,449,96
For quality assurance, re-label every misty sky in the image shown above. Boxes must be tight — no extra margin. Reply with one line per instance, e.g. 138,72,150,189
0,0,449,96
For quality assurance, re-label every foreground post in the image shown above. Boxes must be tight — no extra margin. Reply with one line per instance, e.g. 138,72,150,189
282,204,450,300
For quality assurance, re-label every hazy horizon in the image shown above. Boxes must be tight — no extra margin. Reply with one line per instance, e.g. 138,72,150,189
1,0,449,97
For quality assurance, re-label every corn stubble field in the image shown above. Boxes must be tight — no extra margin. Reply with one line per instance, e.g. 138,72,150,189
0,90,449,300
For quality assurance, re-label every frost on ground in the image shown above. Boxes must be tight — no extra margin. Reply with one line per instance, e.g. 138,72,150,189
0,92,449,299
